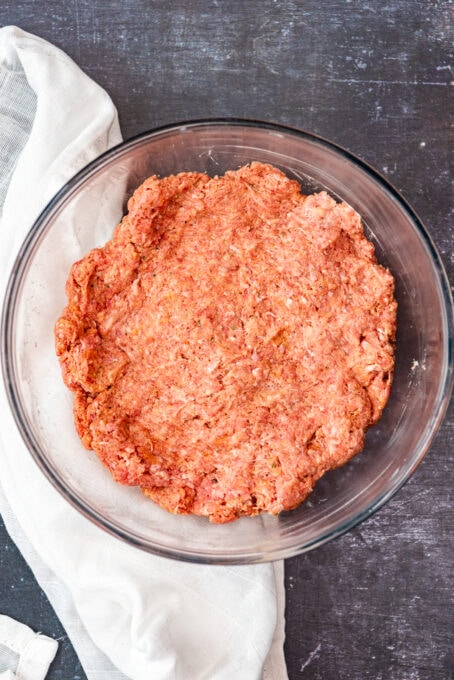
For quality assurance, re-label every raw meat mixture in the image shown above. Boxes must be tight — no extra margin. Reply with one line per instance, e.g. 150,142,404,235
55,162,397,523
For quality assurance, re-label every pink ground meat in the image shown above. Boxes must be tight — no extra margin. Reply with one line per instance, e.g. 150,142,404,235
55,162,397,523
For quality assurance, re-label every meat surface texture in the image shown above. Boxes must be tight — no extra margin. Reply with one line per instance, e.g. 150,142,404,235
55,162,397,523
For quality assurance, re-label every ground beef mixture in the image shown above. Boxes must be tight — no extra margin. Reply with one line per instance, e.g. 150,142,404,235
55,162,397,523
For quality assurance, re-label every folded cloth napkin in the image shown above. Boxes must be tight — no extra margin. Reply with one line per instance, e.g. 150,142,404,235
0,26,288,680
0,614,58,680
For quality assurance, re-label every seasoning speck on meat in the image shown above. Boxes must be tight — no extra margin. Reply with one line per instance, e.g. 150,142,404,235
55,162,397,523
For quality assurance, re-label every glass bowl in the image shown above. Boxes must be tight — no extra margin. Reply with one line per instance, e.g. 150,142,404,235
1,119,452,564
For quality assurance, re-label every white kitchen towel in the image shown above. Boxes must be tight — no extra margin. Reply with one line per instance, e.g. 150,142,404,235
0,26,288,680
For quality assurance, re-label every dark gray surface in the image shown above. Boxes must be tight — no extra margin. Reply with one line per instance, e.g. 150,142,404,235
1,2,453,678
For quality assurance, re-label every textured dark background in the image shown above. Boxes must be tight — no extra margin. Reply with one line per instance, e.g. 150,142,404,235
1,2,453,678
